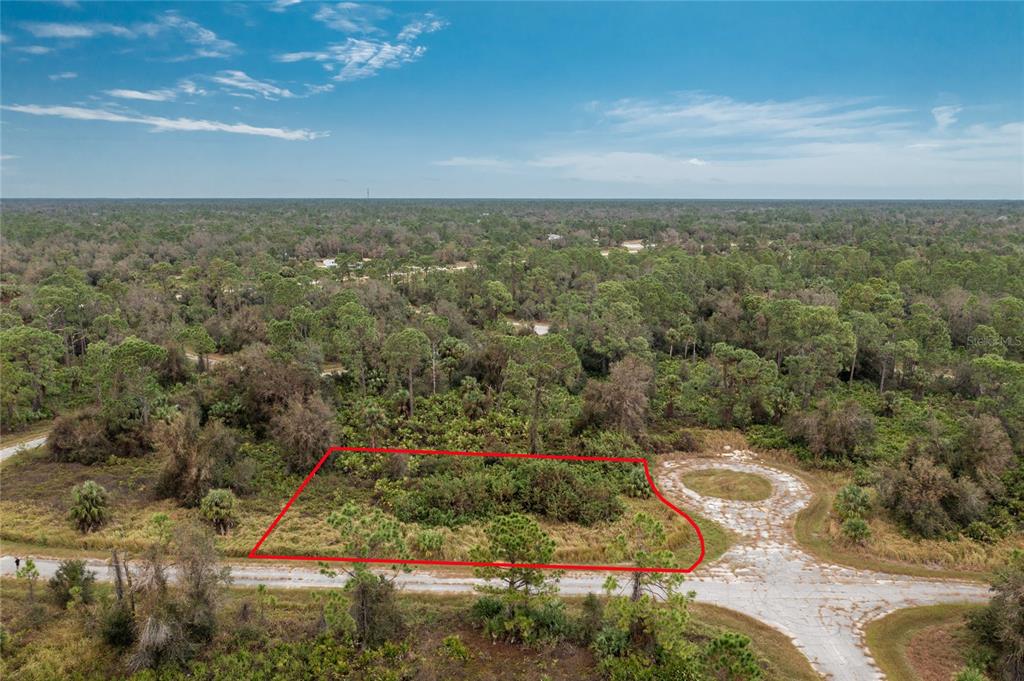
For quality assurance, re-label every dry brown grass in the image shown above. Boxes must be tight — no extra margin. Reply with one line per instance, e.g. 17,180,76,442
0,420,52,448
1,444,731,570
864,604,982,681
762,452,1023,579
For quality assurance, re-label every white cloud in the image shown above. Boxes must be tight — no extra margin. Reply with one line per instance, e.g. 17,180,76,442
397,13,447,42
101,72,326,103
429,92,1021,197
2,103,326,141
49,71,78,80
304,83,335,95
277,38,425,81
277,7,445,83
268,0,301,12
1,155,18,161
0,33,11,44
105,88,178,102
21,12,237,60
211,70,296,100
103,79,207,101
601,93,911,141
22,21,134,39
932,105,962,132
526,141,1019,193
141,11,238,59
14,45,53,55
177,79,205,96
313,3,389,33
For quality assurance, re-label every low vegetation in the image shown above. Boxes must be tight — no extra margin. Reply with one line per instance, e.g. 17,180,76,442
1,200,1022,676
680,469,773,501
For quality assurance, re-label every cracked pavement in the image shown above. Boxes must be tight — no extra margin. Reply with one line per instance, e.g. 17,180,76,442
659,448,990,681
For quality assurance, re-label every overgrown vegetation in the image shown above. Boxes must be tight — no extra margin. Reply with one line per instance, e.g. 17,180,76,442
1,200,1022,676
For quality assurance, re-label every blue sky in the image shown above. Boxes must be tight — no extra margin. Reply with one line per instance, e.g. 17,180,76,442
1,1,1021,199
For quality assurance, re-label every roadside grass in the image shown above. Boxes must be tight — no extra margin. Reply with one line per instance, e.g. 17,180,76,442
0,421,52,448
0,446,729,572
680,469,773,501
725,432,1020,581
864,604,982,681
690,602,821,681
0,578,816,681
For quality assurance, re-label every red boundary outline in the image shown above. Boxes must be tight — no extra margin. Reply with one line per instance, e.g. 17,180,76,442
248,446,706,574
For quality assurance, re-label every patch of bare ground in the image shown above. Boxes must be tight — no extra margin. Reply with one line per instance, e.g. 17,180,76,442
904,619,974,681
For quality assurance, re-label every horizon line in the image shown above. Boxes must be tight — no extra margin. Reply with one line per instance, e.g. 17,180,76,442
1,197,1021,202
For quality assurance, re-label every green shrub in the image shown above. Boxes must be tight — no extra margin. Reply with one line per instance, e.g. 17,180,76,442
100,601,135,648
199,488,237,534
470,594,570,646
411,528,445,558
953,667,989,681
48,408,112,465
69,480,109,533
439,634,472,662
965,521,1001,544
701,632,762,680
745,424,790,450
48,559,96,608
834,484,871,521
841,516,872,544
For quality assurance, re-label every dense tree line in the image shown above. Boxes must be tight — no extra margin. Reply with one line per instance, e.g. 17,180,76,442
1,200,1022,678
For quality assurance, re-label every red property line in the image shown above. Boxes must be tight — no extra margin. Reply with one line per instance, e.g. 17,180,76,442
248,446,706,574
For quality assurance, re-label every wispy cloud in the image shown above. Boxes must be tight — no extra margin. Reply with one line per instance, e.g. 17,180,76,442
268,0,301,12
13,45,53,55
210,70,295,100
1,155,18,161
931,105,962,132
277,38,425,81
277,8,446,83
104,88,178,102
49,71,78,80
22,21,134,39
141,11,238,59
313,2,389,33
2,103,325,141
397,13,447,42
102,72,327,103
432,92,1021,196
599,93,911,141
21,11,237,60
103,78,206,102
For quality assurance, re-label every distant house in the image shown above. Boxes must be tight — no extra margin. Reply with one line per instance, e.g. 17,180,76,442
317,258,338,268
547,233,563,241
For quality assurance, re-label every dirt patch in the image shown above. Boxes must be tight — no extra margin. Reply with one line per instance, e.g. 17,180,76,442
905,620,971,681
0,449,159,511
